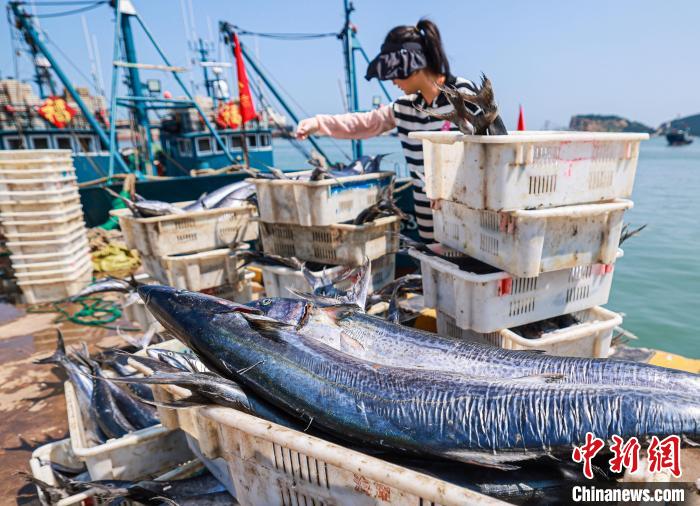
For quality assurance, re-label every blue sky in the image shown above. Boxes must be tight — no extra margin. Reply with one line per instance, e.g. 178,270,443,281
2,0,698,130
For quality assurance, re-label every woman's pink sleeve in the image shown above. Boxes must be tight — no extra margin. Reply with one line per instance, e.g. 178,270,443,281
314,105,396,140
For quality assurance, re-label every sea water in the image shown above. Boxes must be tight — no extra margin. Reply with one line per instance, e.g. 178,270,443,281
273,135,699,358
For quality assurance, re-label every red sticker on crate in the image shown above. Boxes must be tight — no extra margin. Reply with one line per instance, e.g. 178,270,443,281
499,278,512,296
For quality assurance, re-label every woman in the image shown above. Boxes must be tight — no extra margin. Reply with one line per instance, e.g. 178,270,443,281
296,19,505,241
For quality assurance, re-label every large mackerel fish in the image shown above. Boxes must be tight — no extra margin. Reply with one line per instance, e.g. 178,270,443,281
247,297,700,397
139,286,700,466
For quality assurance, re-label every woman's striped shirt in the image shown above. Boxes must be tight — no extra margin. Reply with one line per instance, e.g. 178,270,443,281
391,76,479,240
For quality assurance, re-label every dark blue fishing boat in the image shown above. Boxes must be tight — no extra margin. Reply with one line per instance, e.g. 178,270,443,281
4,1,412,228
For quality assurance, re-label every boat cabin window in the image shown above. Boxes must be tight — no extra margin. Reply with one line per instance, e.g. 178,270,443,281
30,136,50,149
196,136,213,155
213,136,225,153
229,135,242,149
3,136,23,150
177,138,192,157
247,134,258,148
76,136,95,152
55,136,73,150
260,133,271,147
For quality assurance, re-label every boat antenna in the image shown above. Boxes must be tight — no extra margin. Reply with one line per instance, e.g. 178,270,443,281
339,0,361,158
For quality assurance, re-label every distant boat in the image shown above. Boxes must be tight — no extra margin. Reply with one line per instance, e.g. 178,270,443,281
666,129,694,146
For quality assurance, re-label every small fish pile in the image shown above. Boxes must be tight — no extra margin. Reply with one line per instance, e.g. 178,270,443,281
238,249,372,308
416,74,507,135
29,465,233,505
36,332,159,444
352,180,408,225
246,153,390,182
308,153,390,181
105,180,255,218
128,286,699,471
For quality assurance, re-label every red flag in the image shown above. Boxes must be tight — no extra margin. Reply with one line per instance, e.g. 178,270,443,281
517,104,526,131
233,32,257,124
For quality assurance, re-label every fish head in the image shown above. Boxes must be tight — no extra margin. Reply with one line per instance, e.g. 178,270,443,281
138,285,259,346
246,297,309,326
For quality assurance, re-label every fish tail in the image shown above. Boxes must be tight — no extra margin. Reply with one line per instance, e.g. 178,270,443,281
34,330,66,365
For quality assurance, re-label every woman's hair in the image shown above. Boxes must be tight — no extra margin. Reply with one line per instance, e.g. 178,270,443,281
384,19,451,78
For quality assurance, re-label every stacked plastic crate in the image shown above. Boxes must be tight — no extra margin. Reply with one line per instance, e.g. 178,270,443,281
250,170,400,297
0,150,92,303
112,200,259,303
409,131,648,357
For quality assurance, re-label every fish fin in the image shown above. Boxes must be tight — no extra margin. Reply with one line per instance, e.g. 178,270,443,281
286,288,340,306
125,353,184,374
131,388,212,409
443,449,541,470
346,258,371,310
237,312,293,332
237,360,265,376
682,436,699,447
339,333,366,352
301,263,322,292
319,303,361,322
34,330,66,365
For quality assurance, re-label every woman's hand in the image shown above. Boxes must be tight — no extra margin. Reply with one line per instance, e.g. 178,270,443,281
295,118,320,140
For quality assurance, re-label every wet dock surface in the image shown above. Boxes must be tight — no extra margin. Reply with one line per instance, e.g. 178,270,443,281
0,302,123,505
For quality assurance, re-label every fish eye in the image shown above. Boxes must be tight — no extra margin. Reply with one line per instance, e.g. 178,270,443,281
261,298,272,306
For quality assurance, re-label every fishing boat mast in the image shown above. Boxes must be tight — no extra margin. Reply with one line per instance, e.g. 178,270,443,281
106,0,234,178
115,1,154,171
340,0,361,159
8,1,131,175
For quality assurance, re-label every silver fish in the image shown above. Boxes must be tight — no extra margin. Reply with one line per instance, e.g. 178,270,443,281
248,298,700,398
138,285,700,468
184,181,255,211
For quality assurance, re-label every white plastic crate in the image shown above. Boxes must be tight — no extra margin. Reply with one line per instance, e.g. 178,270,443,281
9,235,88,262
11,246,91,274
30,440,208,506
2,220,85,243
64,381,194,481
0,199,82,221
5,227,86,256
0,159,75,179
433,199,632,277
141,247,247,291
185,433,237,498
253,170,394,226
411,248,622,333
199,271,257,303
437,306,621,358
411,130,648,210
258,215,400,266
13,256,91,281
29,438,87,506
1,192,81,216
112,202,257,257
0,206,84,235
17,261,92,303
130,341,501,506
0,148,72,162
0,174,78,197
261,253,395,298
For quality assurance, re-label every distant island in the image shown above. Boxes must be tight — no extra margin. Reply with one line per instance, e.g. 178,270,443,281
663,114,700,137
569,114,655,134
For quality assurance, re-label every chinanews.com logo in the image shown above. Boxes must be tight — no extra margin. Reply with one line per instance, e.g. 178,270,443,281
570,432,687,504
